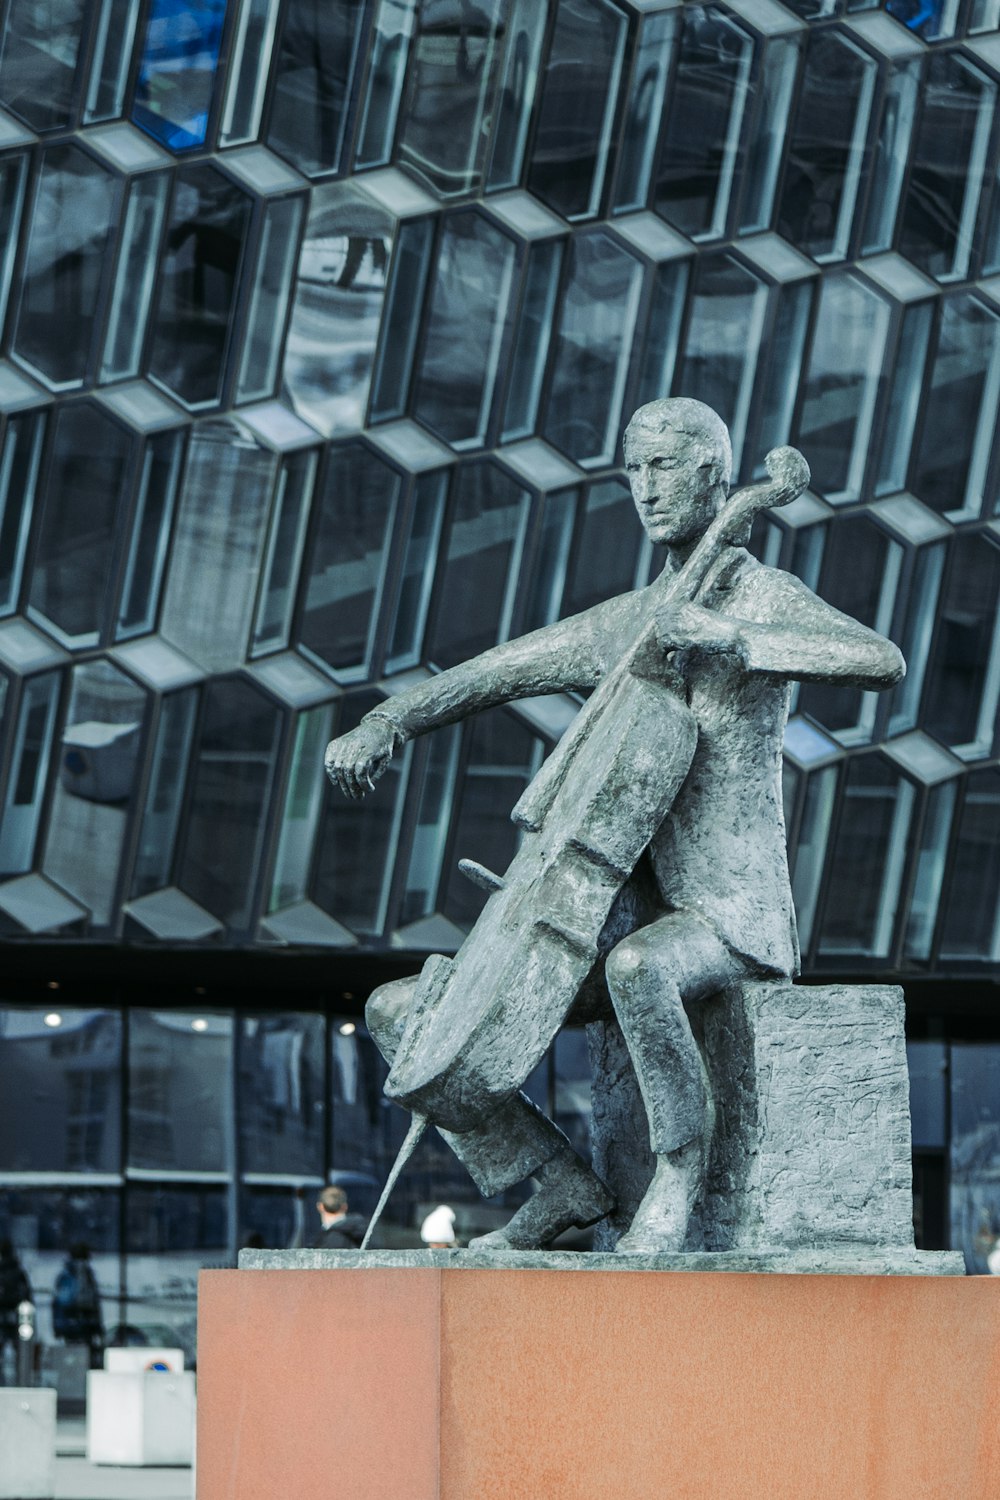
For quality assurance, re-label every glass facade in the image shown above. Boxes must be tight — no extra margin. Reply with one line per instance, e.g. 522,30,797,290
1,0,1000,1281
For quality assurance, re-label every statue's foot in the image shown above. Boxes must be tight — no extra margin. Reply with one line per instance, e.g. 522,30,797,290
468,1151,614,1252
614,1140,702,1255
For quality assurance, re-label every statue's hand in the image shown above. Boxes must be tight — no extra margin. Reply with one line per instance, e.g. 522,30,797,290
325,716,399,799
655,600,747,663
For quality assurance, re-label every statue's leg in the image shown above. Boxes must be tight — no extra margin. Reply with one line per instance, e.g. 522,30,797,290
366,979,613,1249
604,911,739,1254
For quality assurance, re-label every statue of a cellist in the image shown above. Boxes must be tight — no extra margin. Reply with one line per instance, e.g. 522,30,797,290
324,398,905,1256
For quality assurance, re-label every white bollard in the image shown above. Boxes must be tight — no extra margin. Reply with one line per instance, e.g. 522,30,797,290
0,1388,56,1499
86,1370,195,1466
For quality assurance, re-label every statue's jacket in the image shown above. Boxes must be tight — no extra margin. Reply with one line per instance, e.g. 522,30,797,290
374,548,904,981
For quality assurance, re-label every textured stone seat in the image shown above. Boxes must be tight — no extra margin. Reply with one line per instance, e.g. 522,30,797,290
590,981,916,1257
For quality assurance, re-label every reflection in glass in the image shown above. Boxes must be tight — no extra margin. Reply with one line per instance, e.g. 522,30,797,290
268,705,333,911
0,410,45,614
799,518,901,744
442,709,539,928
907,1040,946,1149
0,0,86,131
133,0,228,152
904,780,956,962
125,1184,227,1357
796,274,888,501
220,0,282,146
755,280,813,461
923,536,1000,758
912,294,1000,518
562,479,639,619
128,1011,233,1172
653,6,751,241
117,431,185,640
0,671,60,876
159,421,275,670
299,445,401,678
237,197,304,405
790,764,837,955
501,240,563,442
860,57,921,255
385,469,448,672
398,0,507,196
266,0,364,176
0,1010,122,1171
252,450,316,656
43,662,146,926
400,724,460,926
899,52,995,282
778,30,876,262
527,0,626,220
949,1043,1000,1274
0,1187,121,1347
521,488,575,633
239,1013,324,1174
413,213,516,449
131,688,199,897
677,253,768,475
28,403,130,645
875,301,933,497
940,773,1000,961
313,694,410,936
85,0,143,122
739,36,799,235
485,0,547,191
613,11,675,214
284,183,390,436
544,232,642,468
427,463,529,669
554,1028,590,1159
14,145,116,389
101,174,172,384
887,543,945,736
177,680,281,928
355,0,416,168
635,258,689,411
369,217,434,423
818,757,915,958
149,166,251,409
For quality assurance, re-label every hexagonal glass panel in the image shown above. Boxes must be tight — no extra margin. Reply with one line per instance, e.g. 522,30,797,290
911,293,1000,519
0,0,87,131
817,753,916,958
266,0,365,175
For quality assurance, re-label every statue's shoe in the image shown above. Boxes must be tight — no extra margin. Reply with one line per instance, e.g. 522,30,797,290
468,1152,614,1252
614,1139,701,1256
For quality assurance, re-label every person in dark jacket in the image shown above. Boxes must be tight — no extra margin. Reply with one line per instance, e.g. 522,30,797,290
0,1239,31,1381
52,1242,103,1364
306,1186,367,1249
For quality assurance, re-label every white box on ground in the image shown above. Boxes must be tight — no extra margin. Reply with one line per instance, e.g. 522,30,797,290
86,1370,195,1466
0,1387,56,1499
104,1346,185,1374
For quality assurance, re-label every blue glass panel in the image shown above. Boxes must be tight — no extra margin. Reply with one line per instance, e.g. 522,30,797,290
132,0,229,152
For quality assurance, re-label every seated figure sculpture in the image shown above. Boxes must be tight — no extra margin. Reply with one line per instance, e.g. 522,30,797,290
324,399,905,1256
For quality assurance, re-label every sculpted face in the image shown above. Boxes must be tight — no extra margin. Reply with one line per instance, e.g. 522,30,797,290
625,425,724,549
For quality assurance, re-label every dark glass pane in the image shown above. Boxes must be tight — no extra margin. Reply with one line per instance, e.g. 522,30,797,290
125,1184,228,1356
427,463,529,669
940,773,1000,960
149,165,251,408
562,479,638,618
117,431,185,639
101,173,172,383
543,231,642,467
14,144,116,388
313,693,408,936
875,301,933,497
923,536,1000,755
898,52,995,281
613,11,674,213
554,1027,591,1159
501,239,562,442
128,1010,233,1171
266,0,364,175
0,1009,122,1171
635,259,688,411
239,1013,325,1175
0,153,29,329
385,469,448,672
949,1044,1000,1273
903,778,955,961
413,213,515,448
778,30,876,262
818,756,915,958
131,688,199,897
860,56,921,255
355,0,416,169
253,450,316,656
0,0,86,131
0,410,45,613
526,0,626,220
299,445,401,676
0,671,61,877
912,294,1000,518
85,0,142,122
369,216,434,423
441,708,537,928
219,0,282,146
268,702,331,911
676,253,767,470
176,680,281,928
398,0,508,196
653,6,752,240
907,1040,946,1149
738,36,799,235
399,724,460,924
484,0,547,190
28,402,130,644
133,0,228,151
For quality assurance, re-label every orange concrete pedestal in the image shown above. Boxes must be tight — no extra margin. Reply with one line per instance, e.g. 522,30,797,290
197,1267,1000,1500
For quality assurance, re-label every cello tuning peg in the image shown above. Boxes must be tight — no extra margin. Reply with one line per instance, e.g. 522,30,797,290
457,859,506,894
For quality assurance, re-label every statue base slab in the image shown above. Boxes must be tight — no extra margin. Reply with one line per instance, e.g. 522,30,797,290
198,1263,997,1500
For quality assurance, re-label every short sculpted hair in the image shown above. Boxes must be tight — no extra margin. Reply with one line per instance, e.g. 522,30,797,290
318,1185,348,1214
624,398,733,490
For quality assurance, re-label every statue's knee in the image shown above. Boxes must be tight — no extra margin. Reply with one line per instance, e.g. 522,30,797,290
605,936,652,993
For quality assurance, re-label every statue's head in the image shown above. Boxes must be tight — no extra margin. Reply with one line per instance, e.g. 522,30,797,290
623,398,732,548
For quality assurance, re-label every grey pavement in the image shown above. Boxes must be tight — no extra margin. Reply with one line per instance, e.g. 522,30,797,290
55,1419,194,1500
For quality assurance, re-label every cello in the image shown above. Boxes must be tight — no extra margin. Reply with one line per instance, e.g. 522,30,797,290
379,445,811,1137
